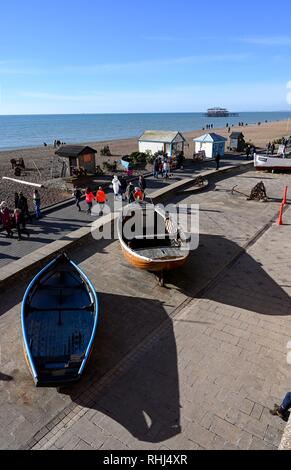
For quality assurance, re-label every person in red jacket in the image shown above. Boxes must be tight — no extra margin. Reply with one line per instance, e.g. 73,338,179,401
85,188,95,215
134,187,144,202
96,187,107,216
0,202,13,238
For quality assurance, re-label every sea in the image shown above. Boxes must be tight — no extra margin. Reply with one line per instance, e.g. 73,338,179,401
0,112,291,151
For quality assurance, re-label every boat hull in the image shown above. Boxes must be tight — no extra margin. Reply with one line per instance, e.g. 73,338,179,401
121,245,188,272
255,155,291,171
118,203,190,273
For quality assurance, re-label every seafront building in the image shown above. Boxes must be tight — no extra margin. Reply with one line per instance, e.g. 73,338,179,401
139,130,186,158
193,133,227,159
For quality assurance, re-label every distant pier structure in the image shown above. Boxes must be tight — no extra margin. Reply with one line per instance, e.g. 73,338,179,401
205,108,239,117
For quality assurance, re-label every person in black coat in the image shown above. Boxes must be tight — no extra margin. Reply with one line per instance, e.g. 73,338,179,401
120,176,128,201
73,187,82,211
215,153,221,171
139,175,146,193
14,192,19,209
16,192,32,226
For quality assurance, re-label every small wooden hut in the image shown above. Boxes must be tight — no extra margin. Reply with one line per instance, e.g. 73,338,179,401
229,132,245,152
55,145,97,177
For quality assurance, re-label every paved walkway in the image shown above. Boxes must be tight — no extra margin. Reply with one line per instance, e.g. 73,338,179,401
0,158,246,268
1,169,291,450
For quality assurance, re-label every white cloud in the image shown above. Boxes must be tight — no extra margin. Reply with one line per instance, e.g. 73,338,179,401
239,36,291,46
0,53,250,76
142,35,189,41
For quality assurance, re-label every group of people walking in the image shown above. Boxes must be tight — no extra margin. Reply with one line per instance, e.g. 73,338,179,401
0,190,42,241
153,157,171,179
245,145,257,160
111,175,147,202
267,142,276,155
73,175,147,216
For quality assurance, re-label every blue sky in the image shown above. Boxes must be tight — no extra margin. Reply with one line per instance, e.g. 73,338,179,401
0,0,291,114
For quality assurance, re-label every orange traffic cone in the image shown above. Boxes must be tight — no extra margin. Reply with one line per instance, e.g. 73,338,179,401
277,203,284,226
283,186,288,205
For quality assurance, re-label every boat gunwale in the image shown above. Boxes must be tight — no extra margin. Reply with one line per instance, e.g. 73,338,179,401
21,255,99,385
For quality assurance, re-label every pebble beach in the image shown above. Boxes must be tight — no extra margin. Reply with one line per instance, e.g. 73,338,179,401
0,119,290,210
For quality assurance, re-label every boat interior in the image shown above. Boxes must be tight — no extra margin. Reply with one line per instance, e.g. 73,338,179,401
121,207,187,260
24,261,95,373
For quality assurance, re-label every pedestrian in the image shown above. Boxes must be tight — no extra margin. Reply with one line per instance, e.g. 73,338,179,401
127,163,133,177
33,190,42,219
159,159,164,178
14,209,30,241
73,186,82,212
134,187,144,202
153,158,160,179
215,153,221,171
85,188,95,215
176,151,185,170
246,145,251,160
120,176,127,201
163,160,170,179
96,187,107,216
139,175,146,194
16,192,31,227
271,143,275,155
112,176,121,201
127,182,135,204
0,202,13,238
270,392,291,422
14,192,19,209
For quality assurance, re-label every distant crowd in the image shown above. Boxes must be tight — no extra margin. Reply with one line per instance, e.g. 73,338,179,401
0,190,42,241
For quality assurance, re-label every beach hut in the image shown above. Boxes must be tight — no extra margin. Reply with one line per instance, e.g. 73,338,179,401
139,131,186,158
193,133,227,160
55,145,97,177
229,132,245,152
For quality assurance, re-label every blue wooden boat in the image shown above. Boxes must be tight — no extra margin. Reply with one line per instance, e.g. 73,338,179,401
21,253,99,387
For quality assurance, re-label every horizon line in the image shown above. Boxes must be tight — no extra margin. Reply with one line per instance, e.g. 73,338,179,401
0,110,290,117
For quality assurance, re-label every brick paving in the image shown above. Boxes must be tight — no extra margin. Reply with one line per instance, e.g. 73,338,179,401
0,169,291,450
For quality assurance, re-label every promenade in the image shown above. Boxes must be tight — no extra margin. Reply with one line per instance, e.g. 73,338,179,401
0,157,246,269
0,166,291,450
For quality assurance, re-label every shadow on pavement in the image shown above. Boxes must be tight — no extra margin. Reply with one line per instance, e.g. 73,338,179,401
166,233,291,316
61,293,180,443
0,372,13,382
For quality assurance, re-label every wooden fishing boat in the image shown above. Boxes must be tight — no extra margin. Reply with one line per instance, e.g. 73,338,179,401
255,153,291,171
21,254,99,387
117,202,190,284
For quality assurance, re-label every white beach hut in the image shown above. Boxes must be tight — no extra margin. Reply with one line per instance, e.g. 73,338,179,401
139,131,186,158
193,133,227,160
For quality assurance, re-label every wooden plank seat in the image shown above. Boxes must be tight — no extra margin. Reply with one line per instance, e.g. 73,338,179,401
37,284,84,290
134,246,184,259
29,304,94,312
133,233,173,240
29,284,92,311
